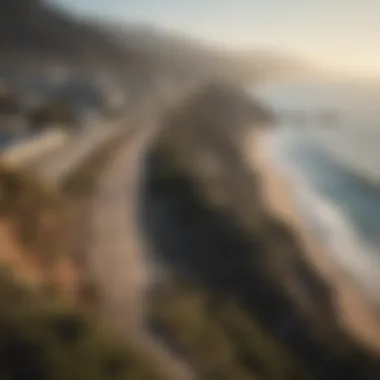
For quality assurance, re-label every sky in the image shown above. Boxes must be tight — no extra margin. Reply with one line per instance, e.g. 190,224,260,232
50,0,379,78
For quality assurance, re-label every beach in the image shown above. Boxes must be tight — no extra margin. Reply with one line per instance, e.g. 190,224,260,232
247,129,380,355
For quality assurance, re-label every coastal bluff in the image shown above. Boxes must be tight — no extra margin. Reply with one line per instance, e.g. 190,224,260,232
139,83,380,380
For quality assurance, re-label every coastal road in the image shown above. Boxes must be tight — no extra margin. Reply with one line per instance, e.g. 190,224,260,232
85,110,195,380
23,116,131,185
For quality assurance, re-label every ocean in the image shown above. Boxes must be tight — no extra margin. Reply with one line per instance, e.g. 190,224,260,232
251,80,380,300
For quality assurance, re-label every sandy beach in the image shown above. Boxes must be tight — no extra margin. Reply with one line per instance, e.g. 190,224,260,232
247,130,380,355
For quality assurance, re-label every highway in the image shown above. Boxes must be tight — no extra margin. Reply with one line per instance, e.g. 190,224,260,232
25,120,128,184
84,108,195,380
0,115,133,187
1,129,69,168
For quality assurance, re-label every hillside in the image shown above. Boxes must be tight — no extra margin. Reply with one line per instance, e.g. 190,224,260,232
0,0,133,64
109,24,319,83
140,83,380,379
0,0,310,82
108,24,260,82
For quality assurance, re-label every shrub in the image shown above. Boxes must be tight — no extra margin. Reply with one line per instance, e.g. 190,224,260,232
150,279,312,380
0,270,163,380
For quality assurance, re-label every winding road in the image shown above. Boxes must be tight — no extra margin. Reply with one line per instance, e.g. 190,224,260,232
25,118,130,184
84,108,194,380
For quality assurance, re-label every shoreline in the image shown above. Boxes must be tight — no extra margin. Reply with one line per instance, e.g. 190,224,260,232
248,129,380,355
265,129,380,302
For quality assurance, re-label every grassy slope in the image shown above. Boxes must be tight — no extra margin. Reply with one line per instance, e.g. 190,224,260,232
0,268,163,380
150,277,311,380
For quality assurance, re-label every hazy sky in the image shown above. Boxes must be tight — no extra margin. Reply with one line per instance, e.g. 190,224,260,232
50,0,379,78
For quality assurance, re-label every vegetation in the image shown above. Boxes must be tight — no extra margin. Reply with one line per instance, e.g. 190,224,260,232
150,278,312,380
0,165,65,260
0,0,133,64
0,267,163,380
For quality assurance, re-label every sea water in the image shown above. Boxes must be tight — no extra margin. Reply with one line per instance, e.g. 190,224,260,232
251,80,380,300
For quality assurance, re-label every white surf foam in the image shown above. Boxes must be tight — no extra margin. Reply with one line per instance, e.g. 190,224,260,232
266,132,380,303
